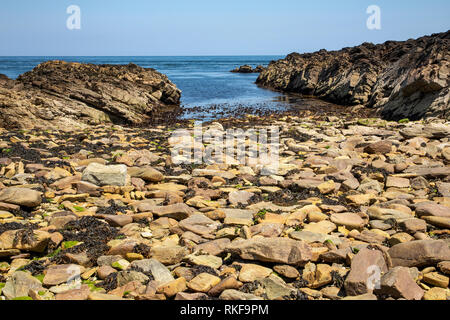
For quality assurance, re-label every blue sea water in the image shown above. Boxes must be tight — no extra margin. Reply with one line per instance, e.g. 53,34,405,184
0,56,293,120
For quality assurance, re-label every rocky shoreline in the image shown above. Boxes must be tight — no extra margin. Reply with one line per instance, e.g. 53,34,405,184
0,61,182,130
257,31,450,121
0,113,449,300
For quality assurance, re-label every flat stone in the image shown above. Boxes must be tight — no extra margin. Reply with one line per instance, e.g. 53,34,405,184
273,265,300,279
0,230,51,253
188,273,221,292
128,167,164,182
261,274,295,300
0,187,42,207
228,191,255,206
330,212,366,230
186,254,222,269
303,220,337,234
289,230,342,246
398,219,427,234
179,214,220,236
2,271,43,300
364,141,392,154
423,287,448,300
422,272,449,288
130,259,174,285
43,264,84,286
82,163,127,187
138,203,196,220
208,276,242,297
238,264,273,282
223,209,255,226
150,245,189,265
388,240,450,267
219,289,263,300
415,202,450,218
226,238,312,266
386,177,411,188
55,284,90,300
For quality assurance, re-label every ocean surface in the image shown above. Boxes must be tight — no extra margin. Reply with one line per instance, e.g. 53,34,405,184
0,56,298,120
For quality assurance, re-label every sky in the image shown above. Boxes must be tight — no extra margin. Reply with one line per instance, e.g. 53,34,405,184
0,0,449,56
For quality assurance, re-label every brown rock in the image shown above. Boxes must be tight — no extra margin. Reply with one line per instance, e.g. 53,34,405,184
388,240,450,267
375,267,424,300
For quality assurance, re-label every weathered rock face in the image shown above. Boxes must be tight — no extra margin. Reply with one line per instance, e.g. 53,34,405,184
230,65,266,73
257,31,449,120
0,61,181,129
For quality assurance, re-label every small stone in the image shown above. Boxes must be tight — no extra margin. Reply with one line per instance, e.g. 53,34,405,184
330,212,366,230
364,141,392,154
188,273,221,292
219,289,263,300
82,163,127,187
43,264,84,286
422,272,449,288
238,264,273,282
157,277,187,297
2,271,43,300
223,209,255,226
423,287,448,300
273,265,300,279
386,177,410,188
317,180,336,194
208,276,242,297
437,261,450,275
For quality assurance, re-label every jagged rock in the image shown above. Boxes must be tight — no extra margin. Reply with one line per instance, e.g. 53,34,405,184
0,61,181,129
257,31,450,120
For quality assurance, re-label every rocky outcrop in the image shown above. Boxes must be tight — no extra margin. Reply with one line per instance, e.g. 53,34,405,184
257,31,449,120
231,65,266,73
0,61,181,129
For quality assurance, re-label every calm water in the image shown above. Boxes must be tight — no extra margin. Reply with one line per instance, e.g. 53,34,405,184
0,56,293,120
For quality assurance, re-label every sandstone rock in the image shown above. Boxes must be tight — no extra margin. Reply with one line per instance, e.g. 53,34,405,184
226,238,312,266
130,259,174,285
2,271,43,300
364,141,393,154
344,248,389,296
257,31,450,120
0,229,51,253
415,202,450,218
128,167,164,183
219,289,263,300
223,209,255,226
0,187,42,207
82,163,127,187
330,212,366,230
0,61,181,129
43,264,84,286
388,240,450,267
375,266,424,300
187,273,221,292
423,287,448,300
238,263,273,282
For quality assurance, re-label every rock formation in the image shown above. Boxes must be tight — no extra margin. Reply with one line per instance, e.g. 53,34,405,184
231,65,266,73
257,31,449,120
0,61,181,129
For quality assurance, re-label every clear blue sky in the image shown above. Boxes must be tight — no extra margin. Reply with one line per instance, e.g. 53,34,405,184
0,0,449,56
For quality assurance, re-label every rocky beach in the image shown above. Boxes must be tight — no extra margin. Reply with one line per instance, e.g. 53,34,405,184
0,32,449,302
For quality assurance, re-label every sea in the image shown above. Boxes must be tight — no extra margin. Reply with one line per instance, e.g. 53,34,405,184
0,56,300,120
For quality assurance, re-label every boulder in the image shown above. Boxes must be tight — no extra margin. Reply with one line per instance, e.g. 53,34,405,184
82,163,127,187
